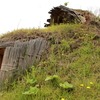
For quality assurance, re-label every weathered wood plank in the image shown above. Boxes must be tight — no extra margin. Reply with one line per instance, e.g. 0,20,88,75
14,41,28,72
0,42,14,48
19,38,50,71
23,39,37,69
0,47,22,90
1,47,21,70
0,38,50,91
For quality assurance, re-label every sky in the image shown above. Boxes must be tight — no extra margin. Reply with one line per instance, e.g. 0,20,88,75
0,0,100,34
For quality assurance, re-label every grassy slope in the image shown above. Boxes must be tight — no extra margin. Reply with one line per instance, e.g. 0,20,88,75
0,24,100,100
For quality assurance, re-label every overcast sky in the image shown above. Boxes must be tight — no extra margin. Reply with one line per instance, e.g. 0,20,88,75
0,0,100,34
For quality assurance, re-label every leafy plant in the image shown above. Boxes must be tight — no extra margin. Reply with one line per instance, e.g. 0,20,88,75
59,82,74,89
23,85,39,95
45,75,59,86
64,2,69,6
45,75,59,81
25,66,37,84
26,78,37,84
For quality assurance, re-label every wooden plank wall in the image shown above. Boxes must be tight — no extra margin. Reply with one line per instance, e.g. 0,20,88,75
0,38,50,90
16,38,50,73
0,47,21,90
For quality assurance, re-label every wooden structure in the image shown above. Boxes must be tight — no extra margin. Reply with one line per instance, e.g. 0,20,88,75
44,5,95,27
0,38,50,90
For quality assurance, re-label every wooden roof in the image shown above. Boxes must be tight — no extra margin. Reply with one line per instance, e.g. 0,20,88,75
44,5,95,27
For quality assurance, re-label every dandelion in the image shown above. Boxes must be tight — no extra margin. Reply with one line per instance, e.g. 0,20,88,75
86,86,90,89
61,98,65,100
90,82,93,84
80,84,84,86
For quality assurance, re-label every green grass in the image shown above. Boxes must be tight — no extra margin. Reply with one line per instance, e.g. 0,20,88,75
0,24,100,100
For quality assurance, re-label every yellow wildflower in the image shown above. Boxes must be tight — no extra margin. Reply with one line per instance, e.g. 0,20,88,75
61,98,65,100
90,82,93,84
80,84,84,86
86,86,90,89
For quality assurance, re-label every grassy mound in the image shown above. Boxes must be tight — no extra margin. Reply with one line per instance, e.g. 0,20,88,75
0,24,100,100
